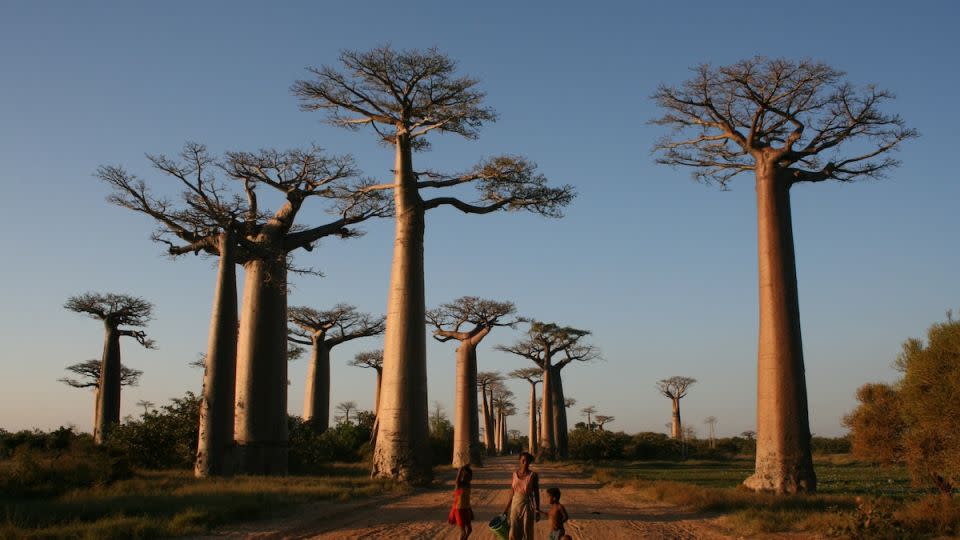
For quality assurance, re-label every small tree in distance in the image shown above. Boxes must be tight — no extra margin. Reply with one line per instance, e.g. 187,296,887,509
60,359,143,389
65,293,155,444
595,415,614,431
653,57,916,494
349,350,384,417
656,376,696,441
335,401,358,424
581,405,597,431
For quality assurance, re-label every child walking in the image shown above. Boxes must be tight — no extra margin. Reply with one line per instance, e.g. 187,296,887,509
448,465,474,539
540,487,569,540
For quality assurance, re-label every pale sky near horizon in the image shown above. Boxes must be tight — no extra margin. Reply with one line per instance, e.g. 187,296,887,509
2,1,958,439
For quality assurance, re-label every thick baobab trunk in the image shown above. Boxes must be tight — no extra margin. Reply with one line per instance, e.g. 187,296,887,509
373,369,382,416
538,366,556,460
452,343,482,467
480,385,494,455
743,166,816,494
494,410,502,454
552,368,570,459
303,339,332,430
235,257,289,475
372,135,432,484
94,324,122,444
195,230,238,477
528,383,538,454
671,399,682,440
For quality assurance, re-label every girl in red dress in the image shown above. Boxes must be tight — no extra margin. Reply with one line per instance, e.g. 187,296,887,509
448,465,474,539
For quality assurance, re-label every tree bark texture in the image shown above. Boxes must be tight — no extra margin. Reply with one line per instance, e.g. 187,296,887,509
373,369,382,417
234,258,289,475
538,366,556,460
94,324,121,444
452,343,483,467
480,385,494,455
552,367,570,459
195,230,238,477
743,165,817,494
528,383,538,454
303,339,331,430
372,135,432,484
671,399,682,440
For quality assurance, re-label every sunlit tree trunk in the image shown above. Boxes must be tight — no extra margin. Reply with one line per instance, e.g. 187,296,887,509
235,257,289,475
480,385,494,454
551,367,570,458
539,365,556,460
743,164,816,493
195,230,238,477
671,399,682,440
528,383,538,454
303,339,332,429
372,134,432,483
94,323,121,444
453,343,483,467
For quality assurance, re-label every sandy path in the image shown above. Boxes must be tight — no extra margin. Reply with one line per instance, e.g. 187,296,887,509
205,457,731,539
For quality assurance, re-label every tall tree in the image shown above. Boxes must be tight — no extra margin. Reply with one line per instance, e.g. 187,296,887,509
428,297,518,467
294,46,575,483
64,293,154,443
490,383,515,455
510,367,542,454
288,304,385,430
99,143,388,475
498,321,598,459
652,57,916,493
657,377,696,440
476,371,503,456
59,359,143,389
349,350,385,417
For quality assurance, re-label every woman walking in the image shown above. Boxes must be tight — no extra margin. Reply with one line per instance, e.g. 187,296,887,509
501,452,541,540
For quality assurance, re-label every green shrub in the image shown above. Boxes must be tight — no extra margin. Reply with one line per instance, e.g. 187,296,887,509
106,392,200,469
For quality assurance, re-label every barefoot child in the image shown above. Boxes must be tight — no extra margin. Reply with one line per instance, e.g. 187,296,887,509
448,465,474,539
541,487,569,540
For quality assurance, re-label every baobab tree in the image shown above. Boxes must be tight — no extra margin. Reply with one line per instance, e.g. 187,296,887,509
490,384,515,455
581,405,597,431
288,304,385,430
335,401,358,424
657,377,696,440
428,297,518,467
64,293,154,444
498,321,599,459
477,371,503,456
349,350,384,416
61,359,142,426
294,46,575,483
704,416,718,449
510,367,542,454
136,400,155,416
653,58,916,493
99,143,388,475
595,415,615,431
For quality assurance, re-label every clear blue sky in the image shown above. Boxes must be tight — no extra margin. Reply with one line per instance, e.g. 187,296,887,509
2,1,957,438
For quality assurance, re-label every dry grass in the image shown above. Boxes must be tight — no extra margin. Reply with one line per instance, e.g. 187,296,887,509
586,457,960,538
1,464,408,539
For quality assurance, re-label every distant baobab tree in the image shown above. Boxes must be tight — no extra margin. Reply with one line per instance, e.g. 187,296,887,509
581,405,597,431
294,46,575,484
653,57,916,493
61,359,142,427
335,401,358,424
349,350,384,417
595,415,614,431
490,384,515,455
657,377,696,440
98,143,388,476
136,399,155,416
428,297,518,467
288,305,385,430
477,371,504,456
498,321,599,459
704,416,718,449
64,293,154,444
510,367,543,454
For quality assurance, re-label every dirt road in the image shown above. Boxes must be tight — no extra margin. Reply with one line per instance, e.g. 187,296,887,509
209,457,731,539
